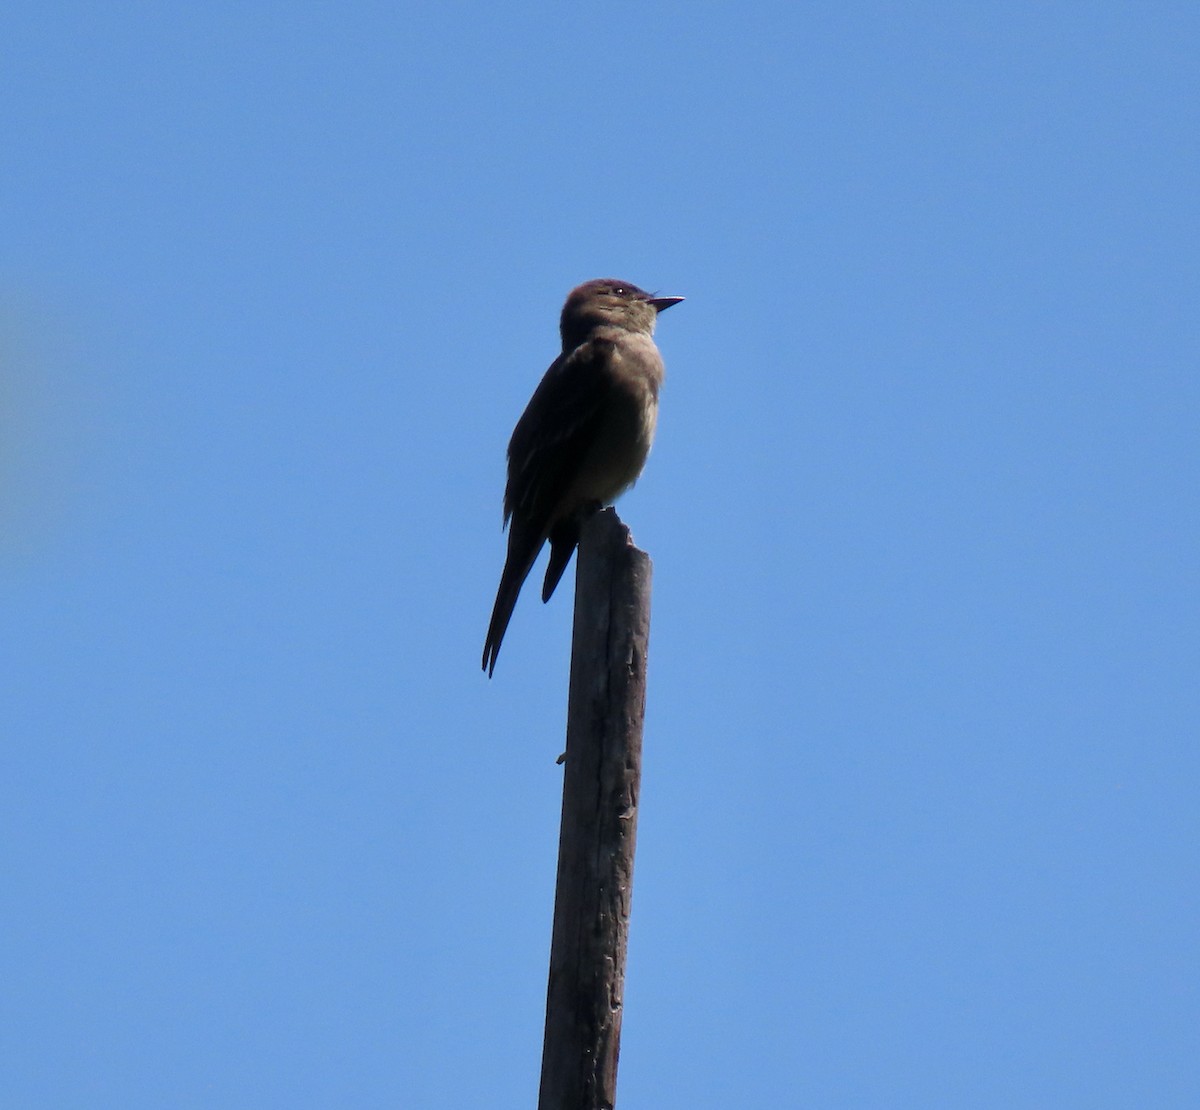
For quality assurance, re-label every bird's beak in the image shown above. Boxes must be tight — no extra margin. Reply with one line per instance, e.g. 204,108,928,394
648,295,684,313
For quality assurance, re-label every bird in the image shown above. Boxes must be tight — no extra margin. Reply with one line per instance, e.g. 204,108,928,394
482,278,683,676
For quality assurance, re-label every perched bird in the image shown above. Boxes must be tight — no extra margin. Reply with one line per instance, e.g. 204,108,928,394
482,278,683,676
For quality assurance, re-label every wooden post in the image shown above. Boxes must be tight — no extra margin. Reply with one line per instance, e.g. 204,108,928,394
537,508,652,1110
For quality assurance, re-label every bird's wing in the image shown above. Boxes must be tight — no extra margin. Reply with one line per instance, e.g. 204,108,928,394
482,340,614,675
503,338,615,532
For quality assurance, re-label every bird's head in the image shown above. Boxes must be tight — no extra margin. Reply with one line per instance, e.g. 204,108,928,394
559,279,683,350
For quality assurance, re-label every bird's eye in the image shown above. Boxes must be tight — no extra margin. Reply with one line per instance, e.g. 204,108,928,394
612,286,626,295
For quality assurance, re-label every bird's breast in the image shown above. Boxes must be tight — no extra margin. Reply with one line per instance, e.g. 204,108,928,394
568,337,662,506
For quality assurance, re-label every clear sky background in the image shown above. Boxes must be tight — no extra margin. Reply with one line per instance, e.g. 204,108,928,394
3,4,1197,1107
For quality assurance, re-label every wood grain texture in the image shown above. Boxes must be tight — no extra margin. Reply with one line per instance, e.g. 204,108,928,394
538,508,652,1110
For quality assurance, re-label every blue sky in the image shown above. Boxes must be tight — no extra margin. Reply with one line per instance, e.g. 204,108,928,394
3,4,1197,1107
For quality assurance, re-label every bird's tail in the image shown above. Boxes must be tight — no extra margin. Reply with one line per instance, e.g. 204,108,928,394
541,517,582,603
482,526,543,677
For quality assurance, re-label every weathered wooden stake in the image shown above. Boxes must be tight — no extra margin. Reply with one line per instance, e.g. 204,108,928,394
537,508,652,1110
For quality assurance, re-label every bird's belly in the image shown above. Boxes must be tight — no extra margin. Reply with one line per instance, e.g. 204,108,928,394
572,389,658,505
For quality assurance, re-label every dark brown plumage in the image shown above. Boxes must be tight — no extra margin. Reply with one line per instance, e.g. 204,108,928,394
482,279,682,676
